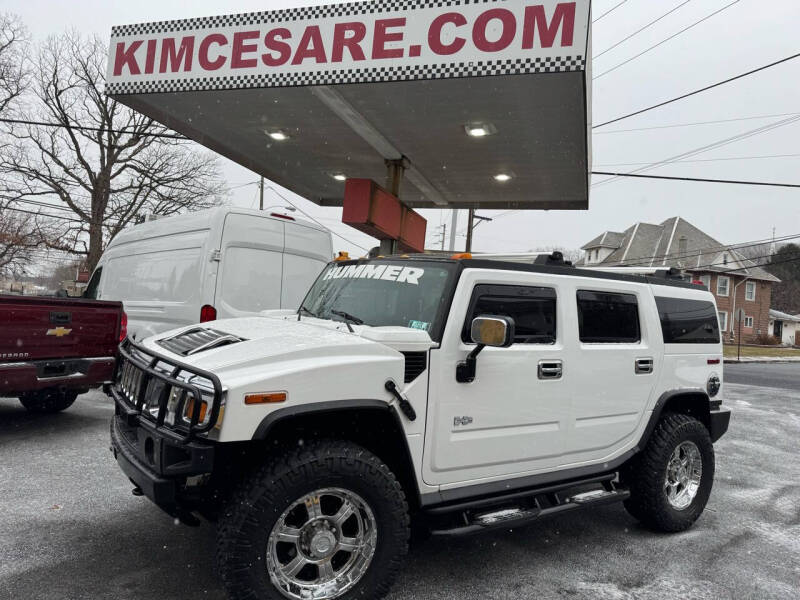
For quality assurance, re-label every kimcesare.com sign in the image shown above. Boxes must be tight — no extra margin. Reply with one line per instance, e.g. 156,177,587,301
106,0,590,95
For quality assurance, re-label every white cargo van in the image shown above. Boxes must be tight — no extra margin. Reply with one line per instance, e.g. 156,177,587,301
86,207,333,339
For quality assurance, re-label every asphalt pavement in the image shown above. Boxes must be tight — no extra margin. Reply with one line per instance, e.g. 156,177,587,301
1,364,799,600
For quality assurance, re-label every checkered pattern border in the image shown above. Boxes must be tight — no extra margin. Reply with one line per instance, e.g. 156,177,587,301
111,0,483,37
106,55,585,95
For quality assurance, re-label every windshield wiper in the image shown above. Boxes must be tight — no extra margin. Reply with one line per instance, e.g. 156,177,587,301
297,306,317,321
331,310,364,333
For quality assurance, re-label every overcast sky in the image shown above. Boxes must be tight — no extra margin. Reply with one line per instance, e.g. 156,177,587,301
6,0,800,258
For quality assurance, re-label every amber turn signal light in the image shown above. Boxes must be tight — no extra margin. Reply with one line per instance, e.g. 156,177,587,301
245,392,287,405
184,398,208,423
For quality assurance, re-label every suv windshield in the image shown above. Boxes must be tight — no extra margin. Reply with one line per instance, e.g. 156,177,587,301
299,260,457,341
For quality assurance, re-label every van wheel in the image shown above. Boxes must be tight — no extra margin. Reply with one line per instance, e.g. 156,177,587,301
217,440,409,600
19,389,78,413
623,413,715,532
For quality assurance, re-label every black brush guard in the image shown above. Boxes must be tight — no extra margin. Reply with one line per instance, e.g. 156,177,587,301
112,337,224,442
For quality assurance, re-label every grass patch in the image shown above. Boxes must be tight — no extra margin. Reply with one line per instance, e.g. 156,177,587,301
723,345,800,358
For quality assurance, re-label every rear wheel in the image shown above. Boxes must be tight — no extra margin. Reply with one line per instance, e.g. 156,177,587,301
19,389,78,413
623,413,715,532
217,440,409,600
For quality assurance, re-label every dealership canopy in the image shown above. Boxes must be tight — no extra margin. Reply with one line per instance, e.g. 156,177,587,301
106,0,592,210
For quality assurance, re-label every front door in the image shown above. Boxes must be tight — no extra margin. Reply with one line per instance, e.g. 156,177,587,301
423,271,570,487
774,320,783,340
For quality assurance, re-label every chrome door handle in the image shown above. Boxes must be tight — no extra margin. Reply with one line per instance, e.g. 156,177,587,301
635,358,654,374
538,360,563,380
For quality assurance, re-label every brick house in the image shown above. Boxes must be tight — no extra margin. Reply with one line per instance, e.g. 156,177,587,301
577,217,780,343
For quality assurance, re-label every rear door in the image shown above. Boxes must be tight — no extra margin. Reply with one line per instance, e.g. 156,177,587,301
563,278,661,458
214,213,285,317
0,297,121,361
281,222,332,309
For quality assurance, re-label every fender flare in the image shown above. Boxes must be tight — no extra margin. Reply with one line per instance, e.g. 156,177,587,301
637,388,711,451
251,399,422,506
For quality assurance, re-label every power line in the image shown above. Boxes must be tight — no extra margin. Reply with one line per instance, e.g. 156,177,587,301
594,0,741,80
593,0,628,24
264,185,369,252
609,232,800,268
1,205,83,223
592,171,800,189
593,112,800,134
593,114,800,188
0,117,187,140
593,52,800,129
594,0,694,59
595,153,800,167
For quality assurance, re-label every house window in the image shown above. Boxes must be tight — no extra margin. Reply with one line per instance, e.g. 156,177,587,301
717,276,730,297
723,254,728,265
745,281,756,301
744,316,754,328
678,236,687,256
718,311,728,332
698,275,711,289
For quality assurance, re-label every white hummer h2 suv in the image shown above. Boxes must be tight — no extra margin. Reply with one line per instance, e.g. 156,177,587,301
110,253,730,600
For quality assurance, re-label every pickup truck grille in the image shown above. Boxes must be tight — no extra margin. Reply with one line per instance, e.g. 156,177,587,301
156,327,245,356
113,338,224,440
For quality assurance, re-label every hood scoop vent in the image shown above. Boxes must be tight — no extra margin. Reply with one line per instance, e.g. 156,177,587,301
157,328,246,356
402,352,427,383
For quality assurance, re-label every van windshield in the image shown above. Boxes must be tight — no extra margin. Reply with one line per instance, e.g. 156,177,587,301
299,261,457,341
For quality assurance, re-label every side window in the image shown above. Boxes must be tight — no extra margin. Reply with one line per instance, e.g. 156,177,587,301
577,290,640,343
462,284,556,345
655,297,720,344
84,267,102,299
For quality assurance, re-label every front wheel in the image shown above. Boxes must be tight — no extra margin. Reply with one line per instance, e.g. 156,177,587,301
19,389,78,413
623,413,715,532
217,440,409,600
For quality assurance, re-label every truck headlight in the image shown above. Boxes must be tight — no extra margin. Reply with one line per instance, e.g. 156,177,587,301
707,374,721,398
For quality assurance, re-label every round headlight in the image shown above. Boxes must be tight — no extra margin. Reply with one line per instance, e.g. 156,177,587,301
707,374,721,398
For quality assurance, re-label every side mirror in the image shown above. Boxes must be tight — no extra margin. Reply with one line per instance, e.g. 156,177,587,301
457,315,515,383
471,316,515,348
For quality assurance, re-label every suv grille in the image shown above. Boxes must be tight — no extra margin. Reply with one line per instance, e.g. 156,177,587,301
157,328,245,356
402,352,427,383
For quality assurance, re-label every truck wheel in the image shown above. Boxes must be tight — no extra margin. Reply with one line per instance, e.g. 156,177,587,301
217,440,409,600
623,413,715,532
19,389,79,413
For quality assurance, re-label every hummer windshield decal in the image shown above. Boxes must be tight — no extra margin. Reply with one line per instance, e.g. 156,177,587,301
300,260,458,341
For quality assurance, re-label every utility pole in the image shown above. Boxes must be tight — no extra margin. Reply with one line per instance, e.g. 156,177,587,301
465,211,493,253
259,177,264,211
448,210,458,252
434,224,447,251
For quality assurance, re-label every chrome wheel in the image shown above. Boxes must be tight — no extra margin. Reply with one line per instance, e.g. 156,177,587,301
267,487,378,600
664,441,703,510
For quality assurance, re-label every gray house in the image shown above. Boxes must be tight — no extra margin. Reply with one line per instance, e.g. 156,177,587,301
578,217,780,343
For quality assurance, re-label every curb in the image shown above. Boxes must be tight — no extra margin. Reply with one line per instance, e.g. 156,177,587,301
724,358,800,364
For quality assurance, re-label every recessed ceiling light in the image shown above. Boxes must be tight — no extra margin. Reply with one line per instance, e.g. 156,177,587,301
494,173,513,182
332,174,347,182
464,122,497,138
268,131,289,141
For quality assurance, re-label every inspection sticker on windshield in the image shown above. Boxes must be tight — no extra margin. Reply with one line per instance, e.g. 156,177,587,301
408,320,430,332
323,264,424,285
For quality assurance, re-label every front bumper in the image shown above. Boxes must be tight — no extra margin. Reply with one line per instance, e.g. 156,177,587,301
708,406,731,443
110,411,215,513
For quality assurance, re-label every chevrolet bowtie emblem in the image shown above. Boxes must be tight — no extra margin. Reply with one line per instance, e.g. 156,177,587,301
46,327,73,337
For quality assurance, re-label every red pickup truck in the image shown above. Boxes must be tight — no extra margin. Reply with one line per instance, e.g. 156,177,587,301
0,295,126,413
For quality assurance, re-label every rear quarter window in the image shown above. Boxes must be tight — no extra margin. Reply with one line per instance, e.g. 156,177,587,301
655,297,720,344
577,290,640,343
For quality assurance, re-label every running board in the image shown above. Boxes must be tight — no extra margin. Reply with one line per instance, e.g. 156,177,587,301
427,478,629,537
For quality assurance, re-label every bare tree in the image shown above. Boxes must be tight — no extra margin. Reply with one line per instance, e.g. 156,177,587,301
0,210,43,277
1,32,225,271
0,13,28,117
